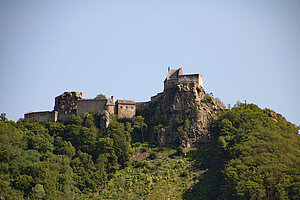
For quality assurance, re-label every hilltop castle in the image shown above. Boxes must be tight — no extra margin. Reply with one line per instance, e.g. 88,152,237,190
164,67,203,90
24,67,203,123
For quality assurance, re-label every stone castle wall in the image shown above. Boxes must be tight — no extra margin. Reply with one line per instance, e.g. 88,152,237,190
178,74,203,87
150,92,164,102
136,102,149,112
58,113,74,121
164,79,177,90
77,99,107,116
105,105,115,115
25,111,58,123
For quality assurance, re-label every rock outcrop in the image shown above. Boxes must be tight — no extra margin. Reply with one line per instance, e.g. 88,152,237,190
139,82,225,147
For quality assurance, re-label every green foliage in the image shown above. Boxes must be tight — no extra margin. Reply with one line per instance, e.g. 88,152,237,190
177,119,191,136
153,124,167,137
106,119,132,168
47,122,65,136
0,113,134,199
65,114,83,126
96,93,106,98
209,103,300,199
132,116,148,142
53,136,76,157
71,151,100,193
0,113,8,122
98,146,192,199
214,97,225,108
1,102,299,199
148,151,158,160
83,111,96,128
30,184,46,199
202,94,213,104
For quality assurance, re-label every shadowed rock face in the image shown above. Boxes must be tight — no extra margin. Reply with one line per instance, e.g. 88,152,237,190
141,82,224,147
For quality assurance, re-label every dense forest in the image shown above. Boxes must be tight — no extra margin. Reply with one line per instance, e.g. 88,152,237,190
0,103,299,199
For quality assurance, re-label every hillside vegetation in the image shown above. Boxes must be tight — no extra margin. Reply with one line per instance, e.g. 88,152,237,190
0,103,299,199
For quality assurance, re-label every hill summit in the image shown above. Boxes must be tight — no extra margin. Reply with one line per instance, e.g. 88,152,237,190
138,67,224,147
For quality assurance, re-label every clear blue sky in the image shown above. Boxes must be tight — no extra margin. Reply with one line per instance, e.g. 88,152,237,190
0,0,299,126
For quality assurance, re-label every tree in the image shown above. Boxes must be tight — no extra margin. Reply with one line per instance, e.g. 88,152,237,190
96,94,106,98
53,136,76,158
209,103,300,199
177,118,191,145
65,115,83,126
13,175,34,194
70,151,98,192
30,184,46,199
106,120,132,167
133,116,148,142
83,111,96,128
0,113,8,122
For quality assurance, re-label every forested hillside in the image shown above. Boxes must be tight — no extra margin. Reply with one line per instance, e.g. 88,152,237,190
208,104,300,199
0,103,299,199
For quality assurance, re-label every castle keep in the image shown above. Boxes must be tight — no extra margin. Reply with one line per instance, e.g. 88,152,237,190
25,67,202,123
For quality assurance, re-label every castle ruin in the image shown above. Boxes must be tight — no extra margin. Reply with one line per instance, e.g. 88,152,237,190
25,92,135,123
25,67,202,124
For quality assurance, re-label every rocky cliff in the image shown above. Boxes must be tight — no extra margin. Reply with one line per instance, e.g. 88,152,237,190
138,82,225,147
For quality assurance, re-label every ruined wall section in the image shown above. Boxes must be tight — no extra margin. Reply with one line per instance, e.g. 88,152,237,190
25,111,58,123
24,91,135,123
54,91,83,121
